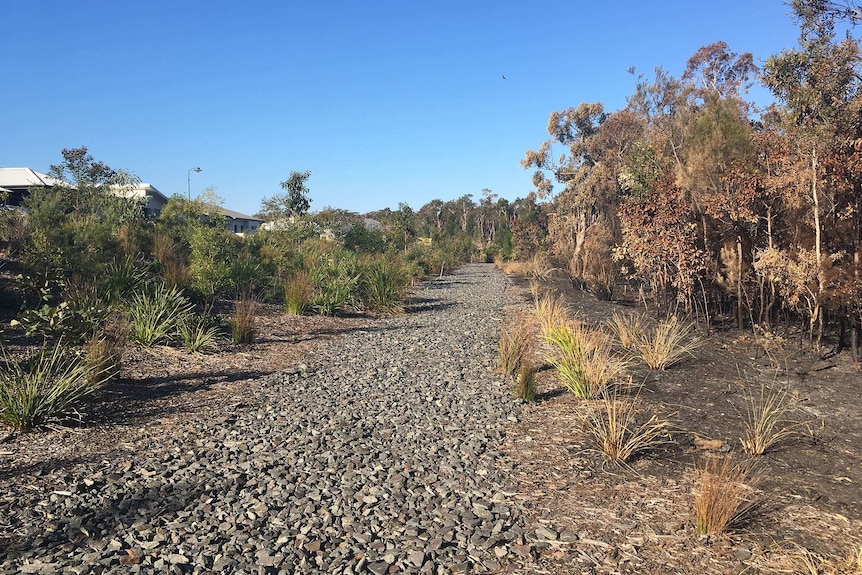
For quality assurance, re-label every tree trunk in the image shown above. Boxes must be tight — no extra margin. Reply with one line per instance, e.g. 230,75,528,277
737,236,744,332
812,145,824,348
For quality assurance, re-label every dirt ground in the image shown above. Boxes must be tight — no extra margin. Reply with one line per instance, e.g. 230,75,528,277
2,269,862,574
498,271,862,575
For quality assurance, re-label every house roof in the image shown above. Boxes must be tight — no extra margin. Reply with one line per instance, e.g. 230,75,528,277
219,206,263,222
0,167,65,189
112,183,169,204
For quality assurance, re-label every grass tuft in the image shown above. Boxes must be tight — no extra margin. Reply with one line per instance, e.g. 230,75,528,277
499,314,536,377
284,270,312,315
83,315,129,384
0,343,103,431
607,311,648,350
580,386,673,464
514,362,538,402
741,383,800,457
769,543,862,575
544,322,629,398
534,293,571,341
694,455,761,535
634,315,702,370
232,293,257,345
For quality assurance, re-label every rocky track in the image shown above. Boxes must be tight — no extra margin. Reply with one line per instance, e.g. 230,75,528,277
1,263,528,574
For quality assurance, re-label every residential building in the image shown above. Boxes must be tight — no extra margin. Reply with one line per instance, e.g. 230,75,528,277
219,206,263,235
0,168,64,206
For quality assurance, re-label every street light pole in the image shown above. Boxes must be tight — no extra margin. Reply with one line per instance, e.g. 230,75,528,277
187,167,202,200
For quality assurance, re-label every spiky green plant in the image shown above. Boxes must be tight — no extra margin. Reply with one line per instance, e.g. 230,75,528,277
545,323,629,398
0,343,105,431
177,313,221,353
309,254,361,316
127,283,193,346
362,259,409,314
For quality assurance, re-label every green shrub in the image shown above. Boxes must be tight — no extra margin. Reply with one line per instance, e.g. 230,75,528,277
361,258,409,314
127,283,193,346
0,343,105,431
188,226,243,299
14,281,111,343
309,251,361,315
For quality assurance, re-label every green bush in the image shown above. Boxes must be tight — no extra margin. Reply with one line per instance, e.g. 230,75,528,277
308,250,361,315
361,258,410,314
0,343,105,431
14,280,111,343
127,283,193,346
188,226,243,299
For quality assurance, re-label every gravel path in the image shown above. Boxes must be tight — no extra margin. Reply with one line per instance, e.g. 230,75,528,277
1,263,528,574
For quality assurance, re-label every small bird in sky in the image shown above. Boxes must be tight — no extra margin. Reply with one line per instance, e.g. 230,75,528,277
502,74,506,80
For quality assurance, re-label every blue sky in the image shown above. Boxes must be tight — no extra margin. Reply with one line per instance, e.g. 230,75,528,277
2,1,802,217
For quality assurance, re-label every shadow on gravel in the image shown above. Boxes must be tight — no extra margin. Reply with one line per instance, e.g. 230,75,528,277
255,323,402,344
405,297,458,314
422,279,470,289
89,369,272,425
0,474,218,565
0,454,103,484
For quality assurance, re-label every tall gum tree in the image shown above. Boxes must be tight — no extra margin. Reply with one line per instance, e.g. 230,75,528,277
522,103,640,288
762,2,862,345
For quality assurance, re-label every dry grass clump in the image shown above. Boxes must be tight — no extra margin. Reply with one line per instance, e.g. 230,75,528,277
694,454,761,535
284,270,313,315
765,543,862,574
544,322,629,398
634,315,703,370
497,254,553,279
232,293,257,344
499,314,536,377
741,383,800,457
514,362,538,402
83,315,129,384
580,386,673,465
607,311,649,349
534,292,571,340
525,254,553,280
